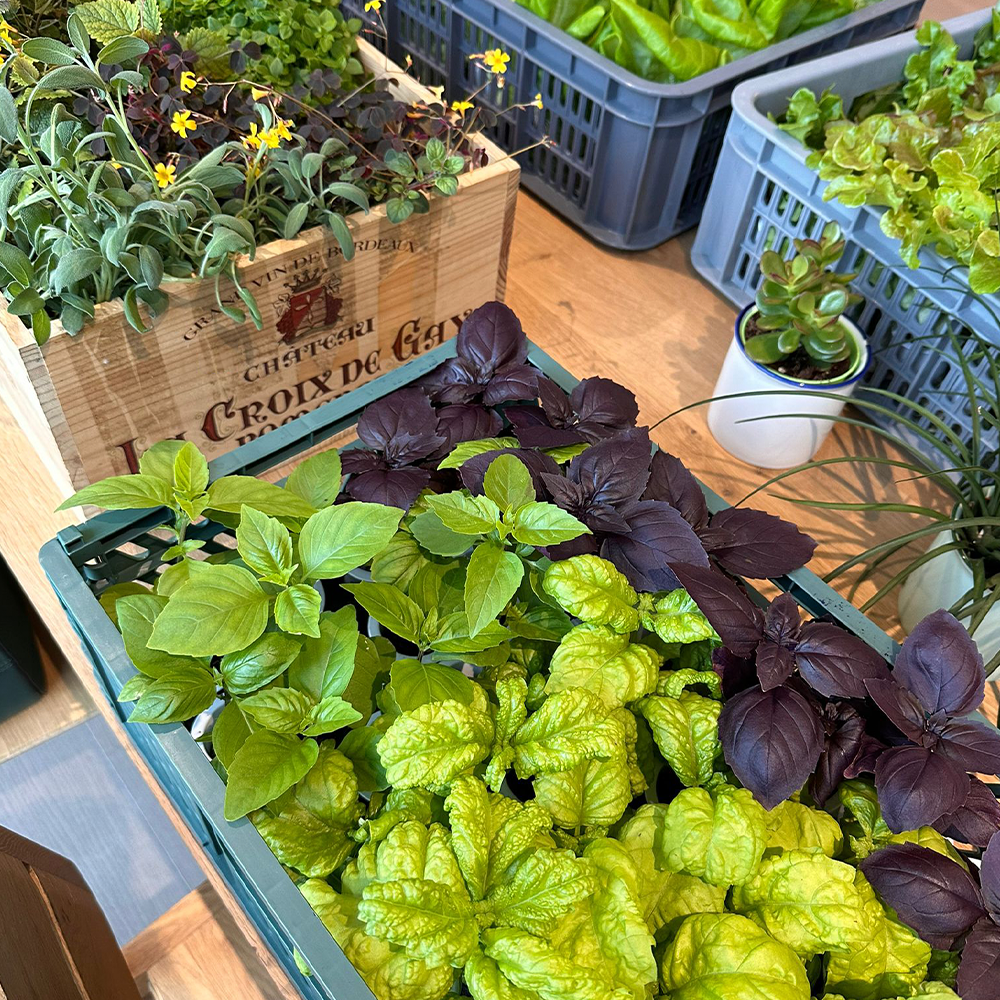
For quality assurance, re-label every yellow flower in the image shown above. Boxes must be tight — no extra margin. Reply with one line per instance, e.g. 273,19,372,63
484,48,510,74
110,160,123,170
532,92,543,109
275,118,293,142
170,110,197,139
243,123,263,150
154,162,176,188
251,86,269,100
179,70,198,93
451,99,473,114
0,20,14,46
261,127,282,149
365,0,382,11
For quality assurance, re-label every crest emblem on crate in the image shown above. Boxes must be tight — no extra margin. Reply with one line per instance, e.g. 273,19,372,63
275,268,343,343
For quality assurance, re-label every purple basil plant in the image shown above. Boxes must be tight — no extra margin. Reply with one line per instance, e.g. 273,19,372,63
679,564,1000,842
341,300,816,595
860,832,1000,999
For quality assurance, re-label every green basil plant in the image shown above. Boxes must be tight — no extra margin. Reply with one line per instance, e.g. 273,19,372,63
57,434,980,1000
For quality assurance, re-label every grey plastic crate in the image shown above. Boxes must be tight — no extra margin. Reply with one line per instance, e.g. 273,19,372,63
43,337,967,1000
691,8,999,459
347,0,922,249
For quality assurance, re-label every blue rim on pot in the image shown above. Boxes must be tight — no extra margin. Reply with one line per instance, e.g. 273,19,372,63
734,303,871,388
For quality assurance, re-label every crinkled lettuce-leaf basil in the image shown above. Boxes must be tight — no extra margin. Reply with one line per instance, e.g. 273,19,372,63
638,691,721,787
764,799,843,858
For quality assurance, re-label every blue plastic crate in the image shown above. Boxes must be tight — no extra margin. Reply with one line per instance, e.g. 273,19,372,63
691,8,999,460
347,0,922,249
41,337,963,1000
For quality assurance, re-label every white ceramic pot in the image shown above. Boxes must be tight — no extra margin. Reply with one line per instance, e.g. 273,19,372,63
707,306,870,469
897,532,1000,679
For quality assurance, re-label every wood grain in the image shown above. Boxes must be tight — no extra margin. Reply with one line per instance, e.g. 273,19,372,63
124,883,280,1000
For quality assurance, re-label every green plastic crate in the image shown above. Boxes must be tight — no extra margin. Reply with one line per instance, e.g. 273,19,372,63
39,338,994,1000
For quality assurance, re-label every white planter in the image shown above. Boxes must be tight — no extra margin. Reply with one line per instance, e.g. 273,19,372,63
897,533,1000,679
707,306,869,469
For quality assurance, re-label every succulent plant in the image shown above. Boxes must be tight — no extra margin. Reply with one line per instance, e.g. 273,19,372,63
749,221,862,369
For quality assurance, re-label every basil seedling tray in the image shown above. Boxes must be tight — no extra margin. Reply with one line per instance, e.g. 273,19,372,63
39,338,990,1000
691,8,998,461
341,0,921,249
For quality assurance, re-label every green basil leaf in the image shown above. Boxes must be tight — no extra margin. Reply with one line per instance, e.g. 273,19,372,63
437,437,518,470
341,581,424,644
425,493,499,535
236,505,294,584
219,631,302,696
117,593,207,677
286,449,342,509
205,475,316,519
287,606,360,701
275,584,323,637
57,473,173,511
148,564,270,656
302,695,363,736
299,502,403,581
410,511,472,557
482,454,534,512
511,500,590,547
224,731,319,820
464,540,524,637
212,699,252,769
127,664,216,724
240,687,315,733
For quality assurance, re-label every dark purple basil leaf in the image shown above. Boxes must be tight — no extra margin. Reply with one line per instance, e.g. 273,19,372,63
601,502,708,593
537,376,575,426
355,388,444,464
345,467,430,510
460,448,559,497
894,609,985,716
935,777,1000,850
718,684,823,810
513,422,587,449
694,523,739,553
341,449,387,475
713,647,758,699
793,623,890,699
865,678,928,742
570,377,638,437
482,362,539,405
983,831,1000,922
811,703,866,806
932,717,1000,774
434,404,502,451
874,745,970,832
671,563,764,658
584,503,632,534
844,734,887,778
541,474,591,520
703,507,817,579
545,535,600,561
764,594,801,644
756,639,797,691
569,428,652,507
422,356,480,404
455,300,526,371
860,843,985,949
957,918,1000,1000
642,451,709,529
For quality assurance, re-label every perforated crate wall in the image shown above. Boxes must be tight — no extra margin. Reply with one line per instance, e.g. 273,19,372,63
343,0,923,249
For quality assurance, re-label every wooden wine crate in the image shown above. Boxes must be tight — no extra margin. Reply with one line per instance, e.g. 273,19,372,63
0,40,519,494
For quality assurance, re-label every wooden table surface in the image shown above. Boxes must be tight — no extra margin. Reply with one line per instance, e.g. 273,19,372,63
0,0,992,992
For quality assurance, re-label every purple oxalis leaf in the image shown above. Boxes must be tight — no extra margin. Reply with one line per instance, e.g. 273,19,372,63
811,702,866,806
934,777,1000,850
702,507,817,579
718,684,823,809
794,622,890,699
672,563,764,658
957,918,1000,1000
874,745,970,832
642,451,709,529
983,831,1000,922
893,609,985,716
865,678,928,742
859,843,985,949
931,716,1000,774
599,501,707,592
